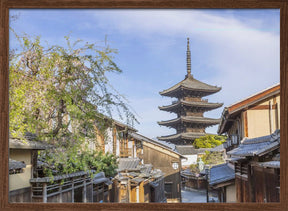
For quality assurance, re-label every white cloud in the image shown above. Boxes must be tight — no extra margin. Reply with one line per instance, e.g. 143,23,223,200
93,10,279,138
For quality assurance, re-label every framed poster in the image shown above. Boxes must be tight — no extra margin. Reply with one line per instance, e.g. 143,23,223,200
0,0,287,210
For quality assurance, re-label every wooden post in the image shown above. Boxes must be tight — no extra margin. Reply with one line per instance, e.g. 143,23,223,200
275,103,279,130
205,168,209,203
43,183,47,203
83,175,87,203
248,165,254,202
91,180,94,203
243,111,248,137
71,178,74,203
263,167,267,202
102,183,105,202
269,101,273,133
59,181,62,203
113,126,117,155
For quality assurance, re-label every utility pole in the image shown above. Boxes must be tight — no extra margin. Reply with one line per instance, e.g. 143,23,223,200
205,167,209,203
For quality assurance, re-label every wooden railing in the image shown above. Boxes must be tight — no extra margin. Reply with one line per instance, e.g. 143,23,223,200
30,171,111,203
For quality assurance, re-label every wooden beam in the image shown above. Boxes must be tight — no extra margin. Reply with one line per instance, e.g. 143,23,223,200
244,111,248,137
249,105,277,110
113,127,117,155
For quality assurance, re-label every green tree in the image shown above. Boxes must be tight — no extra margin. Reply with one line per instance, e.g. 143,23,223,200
200,151,225,166
9,33,137,176
193,135,227,149
189,164,200,174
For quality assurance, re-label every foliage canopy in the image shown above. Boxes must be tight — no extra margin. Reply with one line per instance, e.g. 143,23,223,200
9,32,137,176
200,151,225,166
193,134,227,149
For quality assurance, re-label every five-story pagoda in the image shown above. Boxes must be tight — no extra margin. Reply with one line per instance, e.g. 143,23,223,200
157,38,223,145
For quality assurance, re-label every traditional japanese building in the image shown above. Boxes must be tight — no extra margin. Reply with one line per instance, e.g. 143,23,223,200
158,38,223,145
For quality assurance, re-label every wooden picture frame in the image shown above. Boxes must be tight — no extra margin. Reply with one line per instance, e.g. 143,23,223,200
0,0,287,210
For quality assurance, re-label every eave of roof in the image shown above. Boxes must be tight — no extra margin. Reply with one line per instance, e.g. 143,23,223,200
117,158,141,172
9,138,51,150
227,83,280,114
157,132,206,142
158,116,221,127
227,130,280,157
9,159,26,170
30,170,95,183
258,161,280,169
159,100,223,112
159,74,221,97
209,163,235,186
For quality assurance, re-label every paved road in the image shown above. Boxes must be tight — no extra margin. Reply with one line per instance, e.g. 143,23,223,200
181,187,207,203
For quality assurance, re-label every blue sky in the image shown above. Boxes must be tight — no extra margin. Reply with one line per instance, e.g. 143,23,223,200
9,9,280,141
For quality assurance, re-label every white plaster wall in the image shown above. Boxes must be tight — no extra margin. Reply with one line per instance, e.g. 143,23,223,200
226,184,236,202
9,149,32,191
105,128,113,154
182,155,197,167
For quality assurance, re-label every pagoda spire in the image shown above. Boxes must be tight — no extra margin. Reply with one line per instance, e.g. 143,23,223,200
186,38,192,76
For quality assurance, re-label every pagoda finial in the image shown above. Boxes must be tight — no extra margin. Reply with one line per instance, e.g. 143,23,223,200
186,38,192,76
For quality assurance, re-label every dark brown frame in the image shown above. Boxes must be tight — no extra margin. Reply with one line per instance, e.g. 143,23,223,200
1,0,287,210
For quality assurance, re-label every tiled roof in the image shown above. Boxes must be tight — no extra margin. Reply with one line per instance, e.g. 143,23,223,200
210,144,225,152
258,161,280,169
129,132,185,158
158,116,220,127
175,145,219,155
9,137,51,150
9,158,26,170
175,145,199,155
209,163,235,186
158,132,206,142
140,164,153,174
117,158,141,172
131,177,144,184
93,172,110,184
227,130,280,157
159,100,223,112
160,74,221,97
30,170,96,183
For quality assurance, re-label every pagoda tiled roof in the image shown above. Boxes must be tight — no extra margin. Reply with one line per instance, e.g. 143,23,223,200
159,74,221,97
159,100,223,112
158,116,221,127
157,132,206,142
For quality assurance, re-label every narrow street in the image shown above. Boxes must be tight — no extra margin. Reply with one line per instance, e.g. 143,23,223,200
181,187,207,203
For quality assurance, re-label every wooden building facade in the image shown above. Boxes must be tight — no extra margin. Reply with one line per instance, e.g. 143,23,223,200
9,137,49,202
227,129,280,202
112,158,166,203
218,83,280,147
208,163,236,203
92,118,137,158
129,132,185,203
